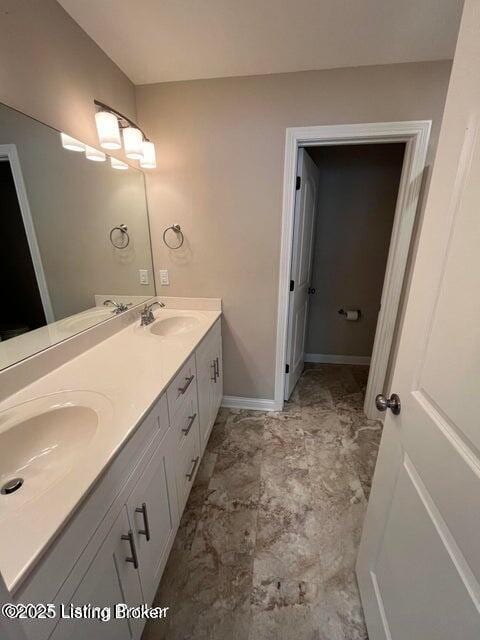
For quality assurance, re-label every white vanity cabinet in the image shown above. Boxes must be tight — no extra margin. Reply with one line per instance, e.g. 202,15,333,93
49,507,144,640
13,316,223,640
196,319,223,453
126,426,178,606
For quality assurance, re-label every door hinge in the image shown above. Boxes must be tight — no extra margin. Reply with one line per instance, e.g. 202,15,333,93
290,280,295,292
285,364,290,374
296,176,301,190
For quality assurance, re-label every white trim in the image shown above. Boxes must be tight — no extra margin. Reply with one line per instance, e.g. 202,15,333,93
305,353,371,365
0,144,54,323
221,395,280,412
274,121,431,417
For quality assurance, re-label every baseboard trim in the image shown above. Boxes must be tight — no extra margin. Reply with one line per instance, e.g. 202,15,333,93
305,353,371,365
221,395,280,412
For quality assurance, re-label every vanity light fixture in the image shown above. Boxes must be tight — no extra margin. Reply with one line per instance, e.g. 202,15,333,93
94,99,156,168
123,126,144,159
110,157,128,170
85,145,106,162
60,133,85,152
95,110,121,149
140,141,157,169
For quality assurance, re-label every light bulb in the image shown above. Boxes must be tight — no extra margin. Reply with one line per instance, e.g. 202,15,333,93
85,145,106,162
140,141,156,168
110,157,128,170
123,126,143,159
60,133,84,152
95,111,121,149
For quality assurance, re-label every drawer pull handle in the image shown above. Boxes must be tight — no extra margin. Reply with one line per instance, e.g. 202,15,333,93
121,530,139,569
215,357,220,380
186,456,200,482
135,502,151,541
178,374,194,395
211,361,217,382
182,413,197,436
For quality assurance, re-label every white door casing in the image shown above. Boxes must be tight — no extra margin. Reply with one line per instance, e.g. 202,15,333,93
275,121,430,413
0,145,54,323
284,148,319,400
357,2,480,638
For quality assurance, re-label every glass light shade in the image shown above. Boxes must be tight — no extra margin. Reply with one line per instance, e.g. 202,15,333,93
85,145,106,162
60,132,84,152
140,141,156,168
110,157,128,170
95,111,121,149
123,126,144,159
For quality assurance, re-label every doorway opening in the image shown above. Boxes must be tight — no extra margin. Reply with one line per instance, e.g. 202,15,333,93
0,146,53,342
275,122,431,417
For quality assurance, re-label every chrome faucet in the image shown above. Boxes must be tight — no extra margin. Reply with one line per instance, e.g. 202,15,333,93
140,301,165,326
103,299,132,314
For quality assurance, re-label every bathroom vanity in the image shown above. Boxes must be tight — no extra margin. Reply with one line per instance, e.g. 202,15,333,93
0,300,223,640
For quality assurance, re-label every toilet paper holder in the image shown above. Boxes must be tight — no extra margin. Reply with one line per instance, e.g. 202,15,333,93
338,308,361,319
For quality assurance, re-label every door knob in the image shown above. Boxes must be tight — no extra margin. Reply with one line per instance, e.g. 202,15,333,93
375,393,401,415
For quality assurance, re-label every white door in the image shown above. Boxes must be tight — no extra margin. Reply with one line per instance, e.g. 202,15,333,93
357,3,480,638
284,147,318,400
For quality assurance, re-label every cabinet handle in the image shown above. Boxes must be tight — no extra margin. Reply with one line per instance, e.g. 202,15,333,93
215,357,220,380
121,530,139,569
135,502,151,541
186,456,200,482
211,361,217,382
182,413,197,436
178,374,194,395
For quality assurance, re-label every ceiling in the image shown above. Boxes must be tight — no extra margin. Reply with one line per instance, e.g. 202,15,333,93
58,0,463,85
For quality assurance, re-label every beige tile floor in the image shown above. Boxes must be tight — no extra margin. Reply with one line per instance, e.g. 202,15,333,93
143,364,382,640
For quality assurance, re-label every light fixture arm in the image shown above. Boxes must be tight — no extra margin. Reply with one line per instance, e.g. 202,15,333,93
94,99,150,142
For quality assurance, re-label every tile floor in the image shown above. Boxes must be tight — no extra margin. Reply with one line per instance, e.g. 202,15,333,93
142,364,382,640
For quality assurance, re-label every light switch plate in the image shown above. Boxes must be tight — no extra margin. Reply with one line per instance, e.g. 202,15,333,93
159,269,169,286
139,269,149,285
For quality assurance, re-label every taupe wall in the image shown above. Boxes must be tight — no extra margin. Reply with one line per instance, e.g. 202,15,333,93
137,61,451,399
305,143,405,359
0,0,136,149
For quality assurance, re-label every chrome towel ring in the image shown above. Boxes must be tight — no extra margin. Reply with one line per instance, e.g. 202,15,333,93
163,224,184,250
109,224,130,249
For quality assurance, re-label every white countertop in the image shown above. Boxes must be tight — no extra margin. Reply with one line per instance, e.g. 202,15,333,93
0,301,221,592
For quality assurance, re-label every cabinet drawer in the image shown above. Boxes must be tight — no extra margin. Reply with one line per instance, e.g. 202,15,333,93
167,355,196,418
171,382,199,446
175,427,200,513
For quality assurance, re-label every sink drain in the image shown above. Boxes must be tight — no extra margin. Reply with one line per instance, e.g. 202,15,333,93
1,478,24,495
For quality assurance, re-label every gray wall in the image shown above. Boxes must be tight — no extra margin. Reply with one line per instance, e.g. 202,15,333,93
305,143,405,359
136,61,452,399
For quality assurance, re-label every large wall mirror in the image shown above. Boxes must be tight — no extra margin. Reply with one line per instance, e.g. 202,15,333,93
0,102,156,371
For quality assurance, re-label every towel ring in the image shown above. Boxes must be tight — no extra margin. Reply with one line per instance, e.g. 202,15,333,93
110,224,130,249
163,224,184,250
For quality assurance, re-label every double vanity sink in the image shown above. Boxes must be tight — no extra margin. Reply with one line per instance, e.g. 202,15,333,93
0,309,202,512
0,299,222,639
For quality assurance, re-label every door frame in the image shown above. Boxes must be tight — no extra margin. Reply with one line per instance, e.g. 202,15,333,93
274,121,431,415
0,144,54,323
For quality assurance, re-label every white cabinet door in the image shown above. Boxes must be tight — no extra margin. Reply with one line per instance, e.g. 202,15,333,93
126,428,178,606
175,424,200,514
211,321,223,417
196,320,222,453
50,507,144,640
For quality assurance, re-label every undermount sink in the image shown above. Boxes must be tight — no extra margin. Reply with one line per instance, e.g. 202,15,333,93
150,315,201,337
0,391,111,509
